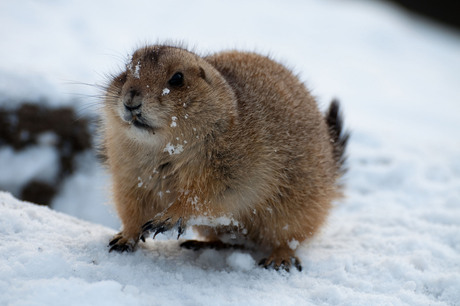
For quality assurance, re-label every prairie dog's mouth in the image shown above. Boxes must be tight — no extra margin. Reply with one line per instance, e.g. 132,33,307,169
132,118,151,130
125,115,155,133
118,106,159,134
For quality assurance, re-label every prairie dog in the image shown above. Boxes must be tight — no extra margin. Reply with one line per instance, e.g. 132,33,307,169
102,44,348,271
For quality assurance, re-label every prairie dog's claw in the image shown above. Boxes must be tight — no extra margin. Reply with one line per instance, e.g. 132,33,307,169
140,216,184,240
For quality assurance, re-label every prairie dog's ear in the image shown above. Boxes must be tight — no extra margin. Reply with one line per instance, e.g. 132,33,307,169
199,67,206,80
199,66,212,85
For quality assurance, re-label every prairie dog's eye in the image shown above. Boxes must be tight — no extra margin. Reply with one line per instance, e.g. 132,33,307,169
168,72,184,87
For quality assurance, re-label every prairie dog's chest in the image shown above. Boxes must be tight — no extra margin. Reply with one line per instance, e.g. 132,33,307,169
128,159,179,208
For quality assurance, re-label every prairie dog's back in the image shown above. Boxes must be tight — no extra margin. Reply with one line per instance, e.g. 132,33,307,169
206,51,337,188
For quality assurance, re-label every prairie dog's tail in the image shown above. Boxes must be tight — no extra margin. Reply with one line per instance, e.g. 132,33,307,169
325,100,349,175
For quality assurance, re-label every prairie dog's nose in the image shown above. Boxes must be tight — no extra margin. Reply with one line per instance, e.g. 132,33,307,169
123,89,142,111
124,102,141,112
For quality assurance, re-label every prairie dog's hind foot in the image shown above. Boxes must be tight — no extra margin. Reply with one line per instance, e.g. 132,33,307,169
258,247,302,272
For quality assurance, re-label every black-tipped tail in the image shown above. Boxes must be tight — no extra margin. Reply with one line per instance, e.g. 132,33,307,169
326,100,349,174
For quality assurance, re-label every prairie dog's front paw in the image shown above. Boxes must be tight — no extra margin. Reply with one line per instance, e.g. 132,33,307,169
140,214,185,241
108,232,138,253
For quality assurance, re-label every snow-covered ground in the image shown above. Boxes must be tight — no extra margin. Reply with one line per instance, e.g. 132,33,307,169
1,0,460,305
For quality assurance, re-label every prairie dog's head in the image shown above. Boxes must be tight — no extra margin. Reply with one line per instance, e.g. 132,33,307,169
104,45,236,144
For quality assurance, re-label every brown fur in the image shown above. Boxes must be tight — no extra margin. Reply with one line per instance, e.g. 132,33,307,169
102,45,348,271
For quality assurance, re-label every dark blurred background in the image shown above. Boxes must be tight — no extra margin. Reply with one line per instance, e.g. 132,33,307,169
388,0,459,31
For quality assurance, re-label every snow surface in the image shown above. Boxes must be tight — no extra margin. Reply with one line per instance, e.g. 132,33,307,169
1,0,460,305
2,188,458,305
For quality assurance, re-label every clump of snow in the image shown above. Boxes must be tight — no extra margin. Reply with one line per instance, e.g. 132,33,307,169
162,88,170,96
137,177,143,188
186,195,199,206
288,239,300,250
133,61,141,79
170,116,177,127
226,252,256,271
126,57,140,79
163,142,184,155
189,215,240,227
